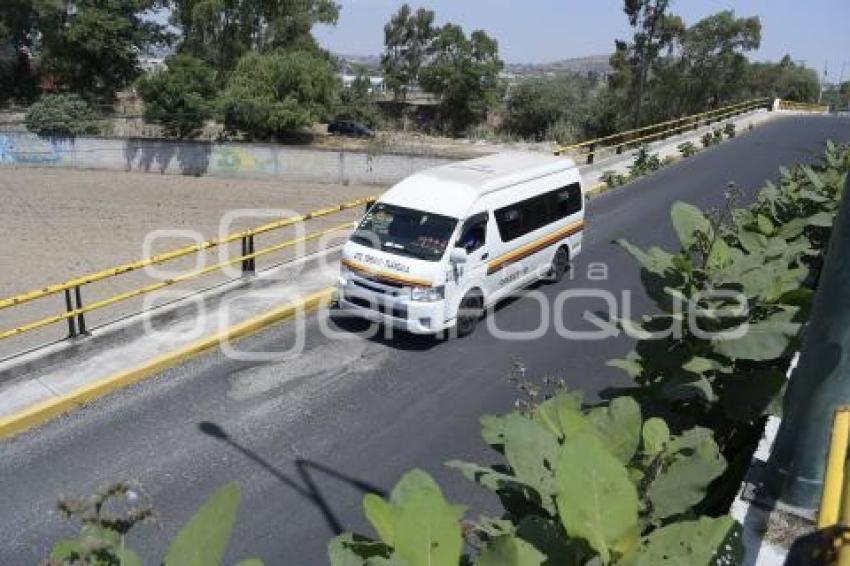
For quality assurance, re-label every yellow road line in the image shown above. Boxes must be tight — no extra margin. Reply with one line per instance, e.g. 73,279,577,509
0,287,336,440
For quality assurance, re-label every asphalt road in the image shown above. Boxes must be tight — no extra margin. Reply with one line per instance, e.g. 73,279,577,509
2,116,849,565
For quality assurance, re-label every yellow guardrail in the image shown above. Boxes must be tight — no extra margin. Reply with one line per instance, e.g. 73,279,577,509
0,195,377,344
779,100,830,113
554,98,772,162
818,407,850,565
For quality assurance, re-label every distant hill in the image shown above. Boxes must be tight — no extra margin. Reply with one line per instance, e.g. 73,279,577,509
336,53,613,78
506,54,612,77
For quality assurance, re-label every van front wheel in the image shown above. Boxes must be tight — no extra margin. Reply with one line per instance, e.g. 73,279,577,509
547,247,570,283
456,292,483,337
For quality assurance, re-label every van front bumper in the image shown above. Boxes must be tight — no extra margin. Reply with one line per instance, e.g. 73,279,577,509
336,281,449,335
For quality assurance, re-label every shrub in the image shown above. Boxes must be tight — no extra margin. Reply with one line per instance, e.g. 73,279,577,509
47,481,261,565
601,170,627,188
701,131,716,148
724,122,736,139
219,50,336,140
546,117,580,145
712,127,724,144
24,94,100,138
678,141,698,157
628,146,662,178
330,390,742,565
136,54,218,139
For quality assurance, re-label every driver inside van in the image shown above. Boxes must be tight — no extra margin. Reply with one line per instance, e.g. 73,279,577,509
460,224,486,253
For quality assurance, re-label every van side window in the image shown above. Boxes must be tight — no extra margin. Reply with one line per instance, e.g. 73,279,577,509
554,183,582,217
495,182,583,242
458,213,488,253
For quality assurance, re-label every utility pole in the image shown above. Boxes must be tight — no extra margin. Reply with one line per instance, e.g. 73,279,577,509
765,175,850,513
818,60,828,104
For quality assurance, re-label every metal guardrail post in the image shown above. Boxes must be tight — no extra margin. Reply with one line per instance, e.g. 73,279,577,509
74,286,88,335
765,175,850,513
64,289,77,338
241,236,255,274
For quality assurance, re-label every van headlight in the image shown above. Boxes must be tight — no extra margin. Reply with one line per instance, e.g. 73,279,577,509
411,285,445,302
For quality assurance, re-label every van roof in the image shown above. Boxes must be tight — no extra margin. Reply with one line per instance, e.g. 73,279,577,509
379,151,577,218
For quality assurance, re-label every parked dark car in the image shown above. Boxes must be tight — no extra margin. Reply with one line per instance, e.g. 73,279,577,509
328,120,374,138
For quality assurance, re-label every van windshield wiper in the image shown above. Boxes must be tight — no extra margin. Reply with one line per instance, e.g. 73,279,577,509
350,231,377,248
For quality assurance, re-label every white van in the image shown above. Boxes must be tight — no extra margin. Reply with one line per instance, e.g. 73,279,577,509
337,151,585,336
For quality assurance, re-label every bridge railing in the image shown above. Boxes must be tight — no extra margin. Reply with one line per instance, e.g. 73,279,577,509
554,98,772,163
778,100,830,113
0,196,377,351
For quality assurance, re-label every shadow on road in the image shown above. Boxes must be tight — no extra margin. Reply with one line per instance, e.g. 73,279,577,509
198,421,386,535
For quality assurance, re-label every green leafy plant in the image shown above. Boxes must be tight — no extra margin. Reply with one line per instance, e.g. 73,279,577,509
330,391,742,565
136,54,218,139
712,127,724,144
602,170,628,188
607,143,850,441
628,147,662,179
723,122,736,139
678,141,698,157
46,482,261,566
701,131,716,148
25,94,101,138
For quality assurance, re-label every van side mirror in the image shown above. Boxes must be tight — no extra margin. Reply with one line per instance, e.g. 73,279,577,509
450,247,468,264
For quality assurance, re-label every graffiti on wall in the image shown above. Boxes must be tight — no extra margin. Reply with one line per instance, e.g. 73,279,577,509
0,134,65,165
212,146,276,175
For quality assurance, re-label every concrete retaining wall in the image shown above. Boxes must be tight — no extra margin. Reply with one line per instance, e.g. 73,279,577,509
0,133,457,185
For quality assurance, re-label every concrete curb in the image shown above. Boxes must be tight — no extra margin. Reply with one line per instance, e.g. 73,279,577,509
0,287,335,440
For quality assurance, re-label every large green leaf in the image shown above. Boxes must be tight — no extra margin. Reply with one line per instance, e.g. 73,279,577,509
555,433,639,563
641,418,670,456
647,432,726,520
497,414,561,505
671,202,712,249
387,470,465,566
164,481,241,566
532,391,589,442
475,534,546,566
515,516,592,566
711,318,800,361
364,494,397,546
446,460,538,499
586,397,642,464
621,516,743,566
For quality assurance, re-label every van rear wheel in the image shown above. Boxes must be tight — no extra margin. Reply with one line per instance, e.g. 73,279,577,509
547,247,570,283
456,292,483,337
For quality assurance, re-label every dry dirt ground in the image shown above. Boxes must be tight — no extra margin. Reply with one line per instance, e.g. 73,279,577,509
0,166,381,356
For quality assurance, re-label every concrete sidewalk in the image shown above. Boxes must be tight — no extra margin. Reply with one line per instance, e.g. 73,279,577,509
0,248,343,426
0,107,782,435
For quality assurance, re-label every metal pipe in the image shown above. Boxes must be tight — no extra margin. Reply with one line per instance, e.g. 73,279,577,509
766,175,850,512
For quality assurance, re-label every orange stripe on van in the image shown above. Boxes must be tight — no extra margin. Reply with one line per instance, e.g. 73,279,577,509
487,220,584,275
341,258,433,288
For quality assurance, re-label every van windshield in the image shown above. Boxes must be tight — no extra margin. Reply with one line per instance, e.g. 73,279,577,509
351,203,458,262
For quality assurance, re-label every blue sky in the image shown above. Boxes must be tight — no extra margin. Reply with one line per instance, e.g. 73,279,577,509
315,0,850,80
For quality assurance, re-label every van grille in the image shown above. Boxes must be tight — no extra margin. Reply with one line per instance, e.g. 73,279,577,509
345,294,408,319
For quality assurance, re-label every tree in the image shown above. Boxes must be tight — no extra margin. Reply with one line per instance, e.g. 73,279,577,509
136,55,217,138
0,0,44,103
381,4,435,101
419,24,503,134
503,75,602,142
335,68,381,127
172,0,340,80
36,0,168,103
219,49,336,139
611,0,684,127
742,55,820,102
24,93,100,137
642,10,760,120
